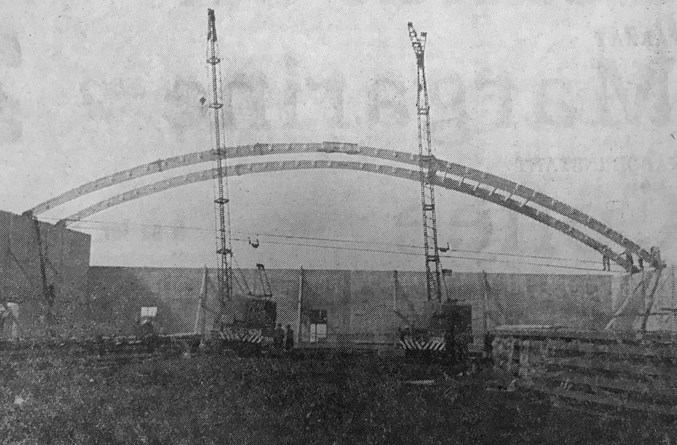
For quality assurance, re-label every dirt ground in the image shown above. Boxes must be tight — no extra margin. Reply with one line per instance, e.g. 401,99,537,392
0,352,675,444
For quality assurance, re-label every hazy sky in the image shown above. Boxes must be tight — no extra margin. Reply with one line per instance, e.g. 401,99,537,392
1,0,676,272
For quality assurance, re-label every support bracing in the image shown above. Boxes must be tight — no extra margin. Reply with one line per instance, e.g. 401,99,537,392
207,9,233,328
408,22,443,301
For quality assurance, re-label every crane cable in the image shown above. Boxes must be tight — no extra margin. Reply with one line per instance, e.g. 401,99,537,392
228,238,608,273
47,216,604,267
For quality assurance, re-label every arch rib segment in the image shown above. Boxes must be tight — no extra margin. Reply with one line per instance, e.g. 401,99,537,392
30,142,659,268
59,160,632,271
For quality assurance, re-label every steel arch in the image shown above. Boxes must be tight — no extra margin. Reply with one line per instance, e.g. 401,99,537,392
57,159,634,270
28,142,661,270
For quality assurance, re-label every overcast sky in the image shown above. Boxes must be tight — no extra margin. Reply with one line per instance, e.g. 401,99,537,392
1,0,676,273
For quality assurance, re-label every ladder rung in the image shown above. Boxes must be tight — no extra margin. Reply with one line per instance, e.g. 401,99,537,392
426,255,439,262
216,248,232,255
214,198,229,205
206,57,221,64
423,204,434,211
209,103,223,109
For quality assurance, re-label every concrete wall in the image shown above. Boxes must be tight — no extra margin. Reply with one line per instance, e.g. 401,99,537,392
299,270,612,345
88,266,613,341
0,211,91,336
87,266,302,336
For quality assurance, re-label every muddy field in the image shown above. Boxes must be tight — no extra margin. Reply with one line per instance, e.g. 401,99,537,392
0,352,674,444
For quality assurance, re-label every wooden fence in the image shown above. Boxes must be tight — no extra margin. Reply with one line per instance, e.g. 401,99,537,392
493,326,677,416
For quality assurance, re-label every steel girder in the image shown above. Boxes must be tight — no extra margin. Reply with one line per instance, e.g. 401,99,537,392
27,143,659,271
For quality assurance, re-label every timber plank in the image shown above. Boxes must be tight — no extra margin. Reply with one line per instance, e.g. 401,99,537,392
545,356,677,380
529,383,677,416
539,372,677,399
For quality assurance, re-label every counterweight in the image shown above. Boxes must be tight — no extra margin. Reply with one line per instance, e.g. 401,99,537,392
408,22,443,302
207,9,233,327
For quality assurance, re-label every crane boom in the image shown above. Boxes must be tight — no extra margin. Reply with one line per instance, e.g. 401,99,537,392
207,9,234,328
255,264,273,298
408,22,443,302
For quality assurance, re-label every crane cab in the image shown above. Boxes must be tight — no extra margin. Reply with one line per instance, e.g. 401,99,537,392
430,302,472,338
241,297,277,336
431,301,472,363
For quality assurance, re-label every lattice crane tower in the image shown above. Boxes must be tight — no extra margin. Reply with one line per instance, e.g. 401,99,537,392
207,9,233,327
408,22,443,302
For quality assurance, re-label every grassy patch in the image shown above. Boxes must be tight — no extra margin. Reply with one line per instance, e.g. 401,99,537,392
0,353,674,444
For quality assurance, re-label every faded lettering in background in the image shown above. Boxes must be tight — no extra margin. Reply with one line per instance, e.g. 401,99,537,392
0,1,675,271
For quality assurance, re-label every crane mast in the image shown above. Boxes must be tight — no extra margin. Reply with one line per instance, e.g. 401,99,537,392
408,22,443,302
207,9,233,327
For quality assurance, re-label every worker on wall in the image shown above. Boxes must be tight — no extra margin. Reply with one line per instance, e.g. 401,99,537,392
624,250,634,269
650,246,662,268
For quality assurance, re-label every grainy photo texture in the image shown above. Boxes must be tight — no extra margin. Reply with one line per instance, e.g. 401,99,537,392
1,1,676,443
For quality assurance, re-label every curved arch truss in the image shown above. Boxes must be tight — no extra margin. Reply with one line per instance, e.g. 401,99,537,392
28,142,662,271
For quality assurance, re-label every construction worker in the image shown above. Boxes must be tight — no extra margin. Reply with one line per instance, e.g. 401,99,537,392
458,329,470,365
650,246,662,268
285,324,294,351
445,324,459,363
139,317,155,337
273,323,284,350
444,325,456,364
602,253,610,271
483,331,495,362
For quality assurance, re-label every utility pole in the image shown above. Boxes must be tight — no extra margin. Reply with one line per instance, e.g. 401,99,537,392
194,266,209,336
408,22,443,302
28,214,56,336
393,270,399,312
296,267,304,345
207,9,233,328
482,271,489,333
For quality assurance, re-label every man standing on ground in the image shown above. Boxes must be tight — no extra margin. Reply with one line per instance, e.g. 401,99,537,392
274,323,284,350
285,324,294,351
445,324,457,364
